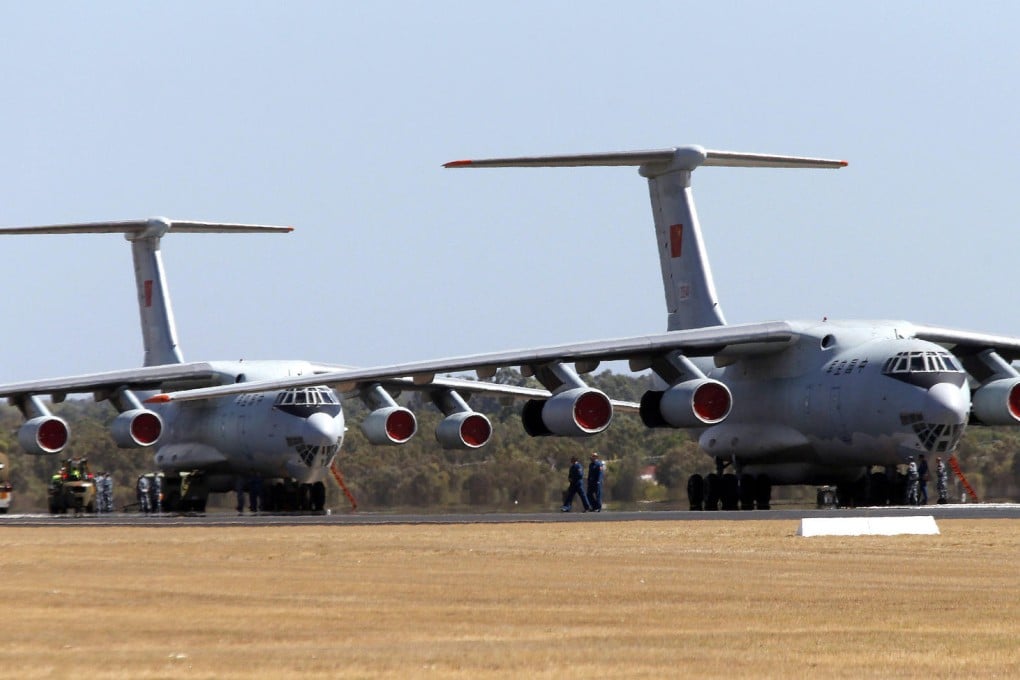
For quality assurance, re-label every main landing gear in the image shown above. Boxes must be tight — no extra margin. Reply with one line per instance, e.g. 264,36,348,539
686,460,772,511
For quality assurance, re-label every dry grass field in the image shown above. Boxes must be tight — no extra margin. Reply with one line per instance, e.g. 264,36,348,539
1,519,1017,679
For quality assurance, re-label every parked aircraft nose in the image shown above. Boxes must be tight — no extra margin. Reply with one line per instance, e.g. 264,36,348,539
303,412,341,446
923,382,968,425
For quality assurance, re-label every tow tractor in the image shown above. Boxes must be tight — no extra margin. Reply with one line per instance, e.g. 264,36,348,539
48,457,97,514
0,452,11,514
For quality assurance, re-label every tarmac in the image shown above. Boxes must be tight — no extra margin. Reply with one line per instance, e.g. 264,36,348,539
2,502,1018,526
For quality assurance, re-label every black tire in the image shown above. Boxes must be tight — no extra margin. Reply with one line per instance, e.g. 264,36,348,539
755,474,772,510
738,474,756,511
311,481,326,512
869,471,889,506
686,474,704,511
720,473,739,511
704,473,721,511
163,490,181,513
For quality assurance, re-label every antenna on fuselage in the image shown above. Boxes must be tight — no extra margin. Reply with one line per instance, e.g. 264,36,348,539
0,217,293,366
445,146,846,331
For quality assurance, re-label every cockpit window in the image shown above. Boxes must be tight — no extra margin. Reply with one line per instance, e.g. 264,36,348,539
882,351,964,375
274,387,339,406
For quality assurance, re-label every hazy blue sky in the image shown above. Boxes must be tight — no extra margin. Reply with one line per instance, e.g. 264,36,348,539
1,2,1018,381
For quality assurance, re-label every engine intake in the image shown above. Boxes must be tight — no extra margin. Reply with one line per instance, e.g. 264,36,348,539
111,409,164,448
521,387,613,437
971,378,1020,425
361,406,417,445
18,416,69,455
436,411,492,449
640,379,732,428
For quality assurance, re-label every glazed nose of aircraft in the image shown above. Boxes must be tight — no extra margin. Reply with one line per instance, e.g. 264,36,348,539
303,411,341,446
923,382,968,425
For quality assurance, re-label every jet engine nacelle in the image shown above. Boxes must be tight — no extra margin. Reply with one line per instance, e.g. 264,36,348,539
361,406,417,445
639,379,732,428
521,387,613,437
110,409,164,448
971,378,1020,425
18,416,70,455
436,411,493,449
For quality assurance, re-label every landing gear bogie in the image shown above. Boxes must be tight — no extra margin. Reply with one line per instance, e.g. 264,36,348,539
688,471,773,511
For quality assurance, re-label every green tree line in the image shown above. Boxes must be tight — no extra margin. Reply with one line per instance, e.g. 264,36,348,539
2,370,1018,512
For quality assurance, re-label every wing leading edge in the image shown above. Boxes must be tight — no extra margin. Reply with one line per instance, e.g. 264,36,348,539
0,362,224,403
147,322,796,403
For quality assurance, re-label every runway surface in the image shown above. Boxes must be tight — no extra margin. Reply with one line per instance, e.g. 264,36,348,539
2,503,1018,526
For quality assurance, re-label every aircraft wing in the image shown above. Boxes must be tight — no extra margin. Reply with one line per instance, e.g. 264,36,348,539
148,321,796,403
912,325,1020,362
409,375,640,413
0,362,223,402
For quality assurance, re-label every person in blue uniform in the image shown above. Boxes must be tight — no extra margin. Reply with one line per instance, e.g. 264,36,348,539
561,456,591,512
917,454,930,505
586,452,606,512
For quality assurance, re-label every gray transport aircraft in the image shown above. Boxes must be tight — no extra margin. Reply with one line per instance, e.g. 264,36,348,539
0,219,637,511
141,145,1020,510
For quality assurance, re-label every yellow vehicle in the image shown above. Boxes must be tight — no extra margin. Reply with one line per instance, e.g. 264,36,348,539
48,457,97,514
0,452,11,514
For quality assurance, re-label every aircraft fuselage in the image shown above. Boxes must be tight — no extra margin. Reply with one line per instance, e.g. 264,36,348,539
147,360,345,491
701,320,969,484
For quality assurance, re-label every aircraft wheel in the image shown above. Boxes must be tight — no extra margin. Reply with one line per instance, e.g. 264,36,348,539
298,484,311,511
311,481,326,511
704,473,721,511
755,474,772,510
738,474,756,510
720,473,739,510
163,490,181,513
268,483,284,512
869,472,889,506
894,472,909,505
836,482,856,508
686,474,704,511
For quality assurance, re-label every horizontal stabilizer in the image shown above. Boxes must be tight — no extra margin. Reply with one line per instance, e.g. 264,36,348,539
445,146,846,173
0,217,293,238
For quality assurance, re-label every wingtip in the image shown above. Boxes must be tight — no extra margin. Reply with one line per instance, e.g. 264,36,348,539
145,394,172,404
443,160,474,168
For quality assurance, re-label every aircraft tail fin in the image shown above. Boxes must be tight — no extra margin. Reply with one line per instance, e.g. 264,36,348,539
0,217,293,366
446,147,845,331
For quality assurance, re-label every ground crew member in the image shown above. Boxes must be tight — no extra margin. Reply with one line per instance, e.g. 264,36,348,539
249,472,263,514
935,456,949,504
918,454,930,505
104,473,115,513
561,456,591,512
96,472,108,513
153,473,164,514
906,457,920,506
136,475,151,514
586,452,606,512
235,476,246,515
